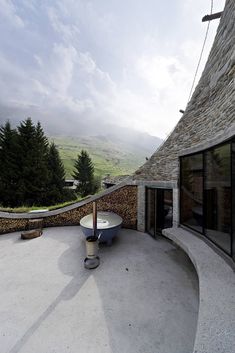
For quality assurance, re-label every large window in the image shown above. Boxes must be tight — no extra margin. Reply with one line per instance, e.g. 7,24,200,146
180,153,203,233
232,140,235,261
180,139,234,258
146,188,155,237
205,144,231,253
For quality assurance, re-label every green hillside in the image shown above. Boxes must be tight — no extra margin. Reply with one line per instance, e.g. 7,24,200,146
50,135,153,179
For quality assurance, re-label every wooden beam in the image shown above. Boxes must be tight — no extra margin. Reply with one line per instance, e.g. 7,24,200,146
202,11,223,22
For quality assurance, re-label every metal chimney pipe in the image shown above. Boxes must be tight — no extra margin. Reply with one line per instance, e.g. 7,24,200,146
93,201,97,237
84,201,100,269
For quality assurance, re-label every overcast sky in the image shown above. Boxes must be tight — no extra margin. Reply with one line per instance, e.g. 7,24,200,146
0,0,225,138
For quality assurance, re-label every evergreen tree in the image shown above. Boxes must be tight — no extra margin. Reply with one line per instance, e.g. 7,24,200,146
73,150,95,197
17,118,49,205
46,142,66,204
0,121,20,206
91,175,101,194
0,118,76,207
34,121,50,203
35,122,49,155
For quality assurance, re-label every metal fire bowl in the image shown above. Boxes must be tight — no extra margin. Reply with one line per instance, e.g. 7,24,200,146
80,211,123,245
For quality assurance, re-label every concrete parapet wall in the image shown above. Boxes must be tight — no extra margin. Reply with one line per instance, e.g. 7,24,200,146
163,226,235,353
0,185,137,234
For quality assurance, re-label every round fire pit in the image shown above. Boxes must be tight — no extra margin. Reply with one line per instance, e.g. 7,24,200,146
80,211,123,245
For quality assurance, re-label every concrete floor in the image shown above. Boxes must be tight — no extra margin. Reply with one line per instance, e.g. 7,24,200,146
0,227,199,353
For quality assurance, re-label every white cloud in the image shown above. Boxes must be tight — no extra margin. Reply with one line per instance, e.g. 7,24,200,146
0,0,24,27
77,52,97,74
136,55,189,92
47,6,80,42
34,55,43,68
21,0,37,11
0,0,226,138
48,43,77,95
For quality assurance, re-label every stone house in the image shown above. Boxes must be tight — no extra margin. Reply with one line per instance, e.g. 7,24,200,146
133,0,235,261
64,179,79,190
0,0,234,262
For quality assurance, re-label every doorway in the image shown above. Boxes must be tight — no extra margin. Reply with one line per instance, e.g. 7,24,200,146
146,188,173,237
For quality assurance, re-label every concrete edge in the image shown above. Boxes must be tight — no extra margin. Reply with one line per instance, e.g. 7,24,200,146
0,179,135,219
179,224,235,270
162,226,235,353
133,180,178,188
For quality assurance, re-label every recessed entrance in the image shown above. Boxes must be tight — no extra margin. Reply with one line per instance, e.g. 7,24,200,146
146,188,173,237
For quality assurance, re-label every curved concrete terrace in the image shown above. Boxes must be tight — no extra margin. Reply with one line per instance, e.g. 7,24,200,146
0,227,198,353
163,227,235,353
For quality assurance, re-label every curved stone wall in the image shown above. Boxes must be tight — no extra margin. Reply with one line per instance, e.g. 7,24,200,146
163,227,235,353
134,0,235,182
0,185,137,234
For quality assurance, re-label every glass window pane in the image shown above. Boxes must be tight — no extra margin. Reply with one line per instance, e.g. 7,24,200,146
180,154,203,233
146,188,173,236
155,189,173,233
146,188,155,237
205,143,231,254
163,189,173,229
232,141,235,260
155,189,164,233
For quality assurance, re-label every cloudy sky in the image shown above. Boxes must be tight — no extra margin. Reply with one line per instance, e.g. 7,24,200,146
0,0,225,138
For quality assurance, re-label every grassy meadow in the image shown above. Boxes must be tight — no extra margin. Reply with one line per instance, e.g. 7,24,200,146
50,135,149,178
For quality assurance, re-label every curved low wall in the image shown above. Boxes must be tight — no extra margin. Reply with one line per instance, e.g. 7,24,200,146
0,184,137,234
163,227,235,353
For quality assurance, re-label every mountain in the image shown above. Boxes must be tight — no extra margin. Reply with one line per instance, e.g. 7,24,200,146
0,107,163,178
50,131,162,178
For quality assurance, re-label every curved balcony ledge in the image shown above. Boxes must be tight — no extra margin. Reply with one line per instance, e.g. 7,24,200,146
162,226,235,353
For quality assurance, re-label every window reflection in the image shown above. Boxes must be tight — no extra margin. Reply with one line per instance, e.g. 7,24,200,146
180,141,233,257
180,154,203,233
164,190,173,229
232,141,235,260
205,144,231,253
146,188,173,237
146,188,155,237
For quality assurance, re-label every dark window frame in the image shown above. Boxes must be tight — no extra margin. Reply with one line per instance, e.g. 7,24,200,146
145,187,173,237
180,137,234,258
180,152,204,234
145,187,156,237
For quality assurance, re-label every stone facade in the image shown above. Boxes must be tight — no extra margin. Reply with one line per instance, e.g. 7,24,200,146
134,0,235,182
134,0,235,231
0,186,137,234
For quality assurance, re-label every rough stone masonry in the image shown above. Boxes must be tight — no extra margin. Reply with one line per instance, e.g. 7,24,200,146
134,0,235,182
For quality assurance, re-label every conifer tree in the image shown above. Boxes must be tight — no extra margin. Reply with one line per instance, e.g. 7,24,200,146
0,121,20,206
0,118,75,207
35,122,49,155
73,150,95,197
17,118,49,205
34,121,50,203
46,142,66,204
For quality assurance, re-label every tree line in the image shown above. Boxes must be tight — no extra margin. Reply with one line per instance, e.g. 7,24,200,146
0,118,99,208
